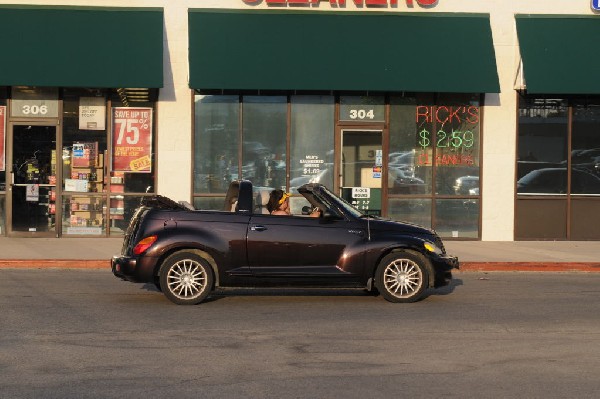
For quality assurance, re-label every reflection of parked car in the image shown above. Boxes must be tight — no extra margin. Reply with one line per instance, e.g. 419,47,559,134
571,148,600,176
388,169,427,194
453,176,479,195
389,151,416,174
517,168,600,194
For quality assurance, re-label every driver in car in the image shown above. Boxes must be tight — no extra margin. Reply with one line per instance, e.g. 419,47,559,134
267,189,321,217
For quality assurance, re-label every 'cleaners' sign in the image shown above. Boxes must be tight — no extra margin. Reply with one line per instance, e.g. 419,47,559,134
243,0,438,6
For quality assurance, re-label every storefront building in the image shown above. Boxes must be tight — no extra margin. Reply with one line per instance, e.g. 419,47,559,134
0,0,598,241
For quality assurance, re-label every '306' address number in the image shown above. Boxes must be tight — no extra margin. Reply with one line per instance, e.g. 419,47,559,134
21,105,48,115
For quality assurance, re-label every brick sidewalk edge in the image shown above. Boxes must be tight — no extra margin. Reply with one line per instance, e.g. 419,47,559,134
0,260,599,272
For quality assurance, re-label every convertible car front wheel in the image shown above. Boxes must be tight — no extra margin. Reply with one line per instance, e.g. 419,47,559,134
375,251,429,303
159,251,214,305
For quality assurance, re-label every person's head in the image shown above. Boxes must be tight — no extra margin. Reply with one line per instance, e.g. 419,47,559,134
267,189,290,213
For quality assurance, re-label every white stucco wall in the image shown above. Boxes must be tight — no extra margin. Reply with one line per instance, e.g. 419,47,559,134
1,0,595,240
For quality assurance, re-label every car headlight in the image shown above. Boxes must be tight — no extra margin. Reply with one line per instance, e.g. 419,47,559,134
424,241,444,255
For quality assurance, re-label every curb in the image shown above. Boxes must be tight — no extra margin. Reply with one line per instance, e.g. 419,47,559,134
0,260,599,272
458,262,600,272
0,260,109,269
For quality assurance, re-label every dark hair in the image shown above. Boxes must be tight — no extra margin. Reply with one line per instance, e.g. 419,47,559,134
267,189,284,213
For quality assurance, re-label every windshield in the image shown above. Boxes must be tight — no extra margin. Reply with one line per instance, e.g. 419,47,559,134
319,186,364,218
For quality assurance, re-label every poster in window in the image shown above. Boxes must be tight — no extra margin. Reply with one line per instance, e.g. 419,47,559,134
79,97,106,130
72,142,98,167
112,107,153,173
0,106,5,171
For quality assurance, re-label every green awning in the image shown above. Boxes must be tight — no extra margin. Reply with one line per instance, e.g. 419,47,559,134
0,5,163,88
516,15,600,94
189,10,499,93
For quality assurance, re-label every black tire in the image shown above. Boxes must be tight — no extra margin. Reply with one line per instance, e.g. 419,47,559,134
375,251,429,303
153,277,162,292
159,251,214,305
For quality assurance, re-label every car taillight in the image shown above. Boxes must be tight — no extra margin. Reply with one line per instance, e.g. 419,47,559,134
133,235,158,255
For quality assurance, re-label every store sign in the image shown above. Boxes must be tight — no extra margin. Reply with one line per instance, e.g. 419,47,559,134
243,0,438,6
0,106,5,171
112,107,153,173
593,0,600,11
10,87,59,118
79,97,106,130
300,154,325,176
416,105,479,167
342,187,381,215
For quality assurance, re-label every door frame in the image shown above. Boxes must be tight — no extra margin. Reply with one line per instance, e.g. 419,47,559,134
335,125,388,215
6,119,62,237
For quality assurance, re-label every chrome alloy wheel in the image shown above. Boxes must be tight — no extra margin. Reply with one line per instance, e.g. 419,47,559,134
166,259,207,300
383,258,423,298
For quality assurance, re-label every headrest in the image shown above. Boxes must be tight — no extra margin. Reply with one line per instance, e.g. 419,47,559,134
256,189,271,206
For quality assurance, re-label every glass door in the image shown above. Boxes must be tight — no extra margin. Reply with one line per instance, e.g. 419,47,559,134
340,129,383,216
8,124,58,235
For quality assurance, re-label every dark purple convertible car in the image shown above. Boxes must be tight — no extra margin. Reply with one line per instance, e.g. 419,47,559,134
112,180,458,305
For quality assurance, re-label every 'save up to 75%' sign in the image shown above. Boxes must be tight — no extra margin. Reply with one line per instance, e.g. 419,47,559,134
112,107,153,173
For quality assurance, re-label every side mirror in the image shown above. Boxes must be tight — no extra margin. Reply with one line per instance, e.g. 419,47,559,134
321,210,334,219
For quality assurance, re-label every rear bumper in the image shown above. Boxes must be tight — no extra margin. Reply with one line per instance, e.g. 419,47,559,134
111,255,158,283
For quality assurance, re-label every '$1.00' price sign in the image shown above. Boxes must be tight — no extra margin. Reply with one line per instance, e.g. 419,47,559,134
112,107,153,173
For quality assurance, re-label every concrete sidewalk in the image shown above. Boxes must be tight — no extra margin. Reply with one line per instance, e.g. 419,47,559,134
0,237,598,272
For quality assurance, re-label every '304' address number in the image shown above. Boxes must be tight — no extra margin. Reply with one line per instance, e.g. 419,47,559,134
349,109,375,120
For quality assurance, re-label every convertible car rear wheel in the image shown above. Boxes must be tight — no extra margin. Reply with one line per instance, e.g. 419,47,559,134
159,251,214,305
376,251,429,303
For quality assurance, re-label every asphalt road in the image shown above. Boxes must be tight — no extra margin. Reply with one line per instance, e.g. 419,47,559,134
1,270,599,399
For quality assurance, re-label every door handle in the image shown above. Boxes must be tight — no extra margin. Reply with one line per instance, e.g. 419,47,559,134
251,225,267,232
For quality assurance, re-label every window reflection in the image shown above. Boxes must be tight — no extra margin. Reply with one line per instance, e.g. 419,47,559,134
109,195,148,236
435,199,479,239
389,95,432,195
193,197,229,212
194,95,239,194
572,101,600,195
242,96,287,190
387,198,431,228
434,94,481,196
517,98,568,195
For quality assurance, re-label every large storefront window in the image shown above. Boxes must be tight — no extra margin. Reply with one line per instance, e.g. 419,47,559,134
60,89,157,236
0,87,156,237
516,96,600,240
193,92,482,239
389,94,481,238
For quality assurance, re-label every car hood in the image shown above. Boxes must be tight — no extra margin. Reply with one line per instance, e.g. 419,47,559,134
368,217,436,236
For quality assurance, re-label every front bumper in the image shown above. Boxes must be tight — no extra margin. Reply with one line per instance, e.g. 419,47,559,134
431,254,459,288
